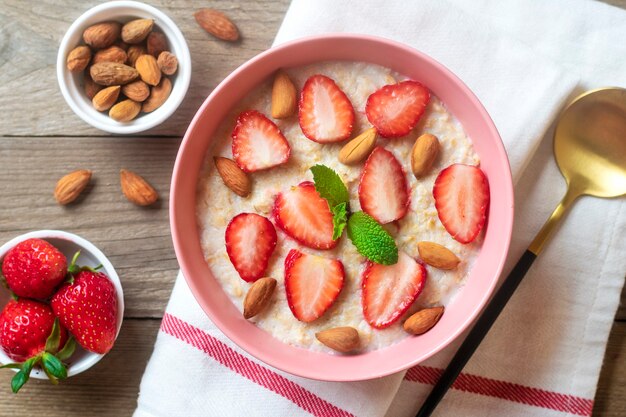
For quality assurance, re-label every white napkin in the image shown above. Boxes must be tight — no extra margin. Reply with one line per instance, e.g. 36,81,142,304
134,1,626,416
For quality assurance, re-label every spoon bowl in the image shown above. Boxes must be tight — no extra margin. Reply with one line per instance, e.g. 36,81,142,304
555,87,626,198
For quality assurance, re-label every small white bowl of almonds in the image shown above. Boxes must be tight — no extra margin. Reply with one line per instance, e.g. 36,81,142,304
56,0,191,134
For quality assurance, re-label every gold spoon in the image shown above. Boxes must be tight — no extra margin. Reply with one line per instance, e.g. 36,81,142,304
416,87,626,417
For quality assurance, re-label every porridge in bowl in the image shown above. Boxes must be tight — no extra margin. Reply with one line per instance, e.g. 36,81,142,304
196,61,489,353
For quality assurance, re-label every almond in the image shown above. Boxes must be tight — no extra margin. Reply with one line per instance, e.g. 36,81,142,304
147,31,168,57
127,44,146,66
243,277,276,319
92,85,121,111
54,170,92,205
142,77,171,112
338,127,377,165
135,54,161,86
120,169,158,206
403,307,444,335
83,72,103,99
83,22,121,49
92,45,127,65
271,70,297,119
109,99,141,122
214,157,251,197
315,327,360,353
121,18,154,44
90,62,139,86
417,241,460,270
194,9,239,41
122,80,150,102
157,51,178,75
66,46,91,72
411,133,440,178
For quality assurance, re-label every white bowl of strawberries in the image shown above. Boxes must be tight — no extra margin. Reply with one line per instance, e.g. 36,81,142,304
0,230,123,392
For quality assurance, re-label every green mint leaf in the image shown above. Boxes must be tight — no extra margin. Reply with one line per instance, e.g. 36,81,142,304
331,202,348,240
347,211,398,265
56,337,77,362
45,318,61,354
42,353,67,380
310,165,350,208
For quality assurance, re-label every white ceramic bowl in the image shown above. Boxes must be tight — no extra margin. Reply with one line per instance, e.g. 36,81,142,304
0,230,124,379
56,0,191,134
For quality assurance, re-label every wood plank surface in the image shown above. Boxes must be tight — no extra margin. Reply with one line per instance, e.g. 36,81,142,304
0,0,290,137
0,0,624,416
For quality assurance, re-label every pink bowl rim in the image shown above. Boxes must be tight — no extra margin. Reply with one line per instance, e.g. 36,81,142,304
170,33,514,381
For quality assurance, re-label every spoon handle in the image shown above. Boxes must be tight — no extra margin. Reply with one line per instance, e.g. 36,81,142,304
415,249,537,417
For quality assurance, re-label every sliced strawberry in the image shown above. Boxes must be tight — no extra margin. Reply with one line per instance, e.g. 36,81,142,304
232,110,291,172
298,74,355,143
225,213,277,282
362,251,427,329
273,181,337,250
365,80,430,138
433,164,490,244
358,147,410,224
284,249,345,322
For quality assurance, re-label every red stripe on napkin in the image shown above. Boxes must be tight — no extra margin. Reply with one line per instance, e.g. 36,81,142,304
160,313,355,417
404,365,594,416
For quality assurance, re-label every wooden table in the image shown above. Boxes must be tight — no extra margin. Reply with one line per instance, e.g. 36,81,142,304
0,1,623,415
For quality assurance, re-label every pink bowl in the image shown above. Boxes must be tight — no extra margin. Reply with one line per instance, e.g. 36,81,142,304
170,34,514,381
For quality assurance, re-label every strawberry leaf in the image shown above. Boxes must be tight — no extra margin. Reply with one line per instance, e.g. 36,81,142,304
0,363,21,370
45,318,61,354
11,356,38,393
56,337,77,362
347,211,398,265
331,202,348,240
310,165,350,208
42,353,67,380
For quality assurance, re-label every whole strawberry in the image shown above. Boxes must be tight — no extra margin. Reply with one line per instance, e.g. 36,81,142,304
0,299,74,393
51,270,118,354
2,238,68,299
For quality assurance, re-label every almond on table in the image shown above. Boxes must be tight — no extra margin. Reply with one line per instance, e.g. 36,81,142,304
194,8,240,42
54,169,92,205
119,169,158,206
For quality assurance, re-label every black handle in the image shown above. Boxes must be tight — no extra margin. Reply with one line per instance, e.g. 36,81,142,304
415,249,538,417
